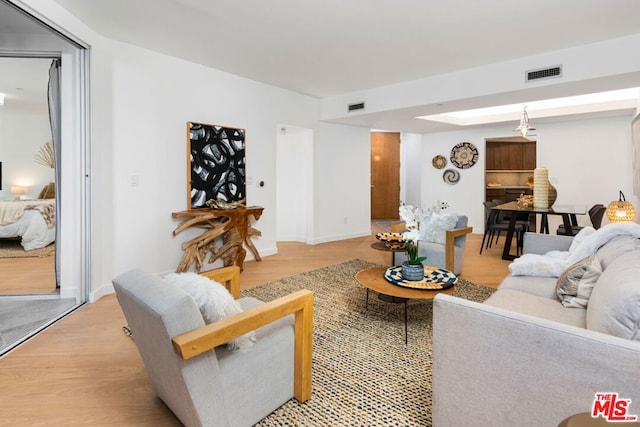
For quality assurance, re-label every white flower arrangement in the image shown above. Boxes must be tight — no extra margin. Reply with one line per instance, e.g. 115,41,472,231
398,201,449,265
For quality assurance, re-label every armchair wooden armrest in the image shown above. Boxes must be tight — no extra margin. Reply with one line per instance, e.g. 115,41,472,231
199,265,241,299
172,289,314,402
445,226,473,272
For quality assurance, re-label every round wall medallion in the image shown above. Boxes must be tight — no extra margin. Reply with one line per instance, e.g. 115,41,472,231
450,142,479,169
432,155,447,169
443,169,460,185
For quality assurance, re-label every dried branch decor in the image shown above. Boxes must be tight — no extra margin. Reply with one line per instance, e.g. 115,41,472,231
34,142,55,168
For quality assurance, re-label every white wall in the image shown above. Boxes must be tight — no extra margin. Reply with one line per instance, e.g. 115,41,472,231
311,122,371,243
421,130,487,229
0,111,53,199
105,41,321,294
538,115,637,230
420,114,638,234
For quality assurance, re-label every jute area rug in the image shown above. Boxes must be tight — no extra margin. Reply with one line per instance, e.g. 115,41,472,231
243,259,496,426
0,240,54,258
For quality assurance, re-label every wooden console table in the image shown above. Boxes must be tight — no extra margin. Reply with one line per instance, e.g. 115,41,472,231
172,206,263,272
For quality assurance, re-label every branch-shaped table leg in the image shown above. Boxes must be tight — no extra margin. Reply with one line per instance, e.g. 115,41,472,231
172,206,264,272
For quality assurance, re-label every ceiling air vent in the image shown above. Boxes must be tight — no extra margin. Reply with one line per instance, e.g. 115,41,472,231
525,65,562,82
348,102,365,112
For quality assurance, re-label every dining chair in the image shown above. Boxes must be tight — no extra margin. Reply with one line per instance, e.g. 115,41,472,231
556,204,606,235
480,201,527,255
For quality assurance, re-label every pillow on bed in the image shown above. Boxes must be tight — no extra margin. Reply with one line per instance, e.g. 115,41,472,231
163,272,256,352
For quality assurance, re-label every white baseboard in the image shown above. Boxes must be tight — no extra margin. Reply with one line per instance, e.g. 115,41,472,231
90,282,114,302
307,230,371,245
89,246,280,302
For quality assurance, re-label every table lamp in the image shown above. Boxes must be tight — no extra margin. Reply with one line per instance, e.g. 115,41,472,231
606,191,636,222
11,186,27,200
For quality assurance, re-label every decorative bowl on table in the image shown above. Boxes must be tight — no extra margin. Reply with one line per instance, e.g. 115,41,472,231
375,232,406,249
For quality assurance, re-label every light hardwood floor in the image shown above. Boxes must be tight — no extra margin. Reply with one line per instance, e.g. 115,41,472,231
0,255,56,294
0,227,512,426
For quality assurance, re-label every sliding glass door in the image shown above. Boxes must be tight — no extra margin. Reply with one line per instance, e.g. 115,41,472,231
0,0,90,355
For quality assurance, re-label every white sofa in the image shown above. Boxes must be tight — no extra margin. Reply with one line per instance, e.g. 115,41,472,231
432,229,640,427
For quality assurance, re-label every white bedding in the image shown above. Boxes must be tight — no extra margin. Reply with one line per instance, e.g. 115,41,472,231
0,203,56,250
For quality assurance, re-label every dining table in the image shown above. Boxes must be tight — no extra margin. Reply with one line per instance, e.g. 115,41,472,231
491,201,588,260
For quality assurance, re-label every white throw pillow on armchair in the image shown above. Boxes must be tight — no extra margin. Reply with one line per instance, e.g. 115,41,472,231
420,213,458,244
163,272,256,352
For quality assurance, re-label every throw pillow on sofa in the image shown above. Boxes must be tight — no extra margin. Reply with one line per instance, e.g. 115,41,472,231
586,250,640,342
163,272,256,352
595,235,640,270
421,213,458,244
555,255,602,308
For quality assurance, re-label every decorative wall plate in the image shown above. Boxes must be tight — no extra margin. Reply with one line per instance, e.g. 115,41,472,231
443,169,460,185
432,155,447,169
450,142,479,169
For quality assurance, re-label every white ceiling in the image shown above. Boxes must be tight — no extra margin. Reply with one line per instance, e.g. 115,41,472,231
3,0,640,131
49,0,640,98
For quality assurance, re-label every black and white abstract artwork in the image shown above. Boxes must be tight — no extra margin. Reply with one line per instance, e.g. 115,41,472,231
187,122,246,209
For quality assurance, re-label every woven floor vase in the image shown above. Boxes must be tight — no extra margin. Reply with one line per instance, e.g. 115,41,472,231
533,167,549,209
402,262,424,281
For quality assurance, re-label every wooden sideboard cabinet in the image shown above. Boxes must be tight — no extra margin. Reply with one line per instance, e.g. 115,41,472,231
485,140,536,170
485,139,536,203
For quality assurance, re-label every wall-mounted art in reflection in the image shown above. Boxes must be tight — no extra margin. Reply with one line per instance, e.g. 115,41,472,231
187,122,246,209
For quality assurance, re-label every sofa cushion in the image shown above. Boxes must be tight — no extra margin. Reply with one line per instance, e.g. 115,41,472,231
595,236,640,270
587,250,640,341
421,213,458,244
498,275,558,300
555,255,602,308
164,272,256,352
484,289,586,328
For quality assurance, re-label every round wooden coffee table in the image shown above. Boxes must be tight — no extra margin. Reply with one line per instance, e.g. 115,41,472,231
355,266,456,343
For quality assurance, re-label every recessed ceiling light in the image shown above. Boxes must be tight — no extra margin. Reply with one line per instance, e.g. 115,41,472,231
417,88,640,126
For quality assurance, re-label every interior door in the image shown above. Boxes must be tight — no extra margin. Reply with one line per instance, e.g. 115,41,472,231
370,132,400,220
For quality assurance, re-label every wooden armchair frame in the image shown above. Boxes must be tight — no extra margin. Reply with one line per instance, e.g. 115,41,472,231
389,222,473,272
444,226,473,272
172,266,314,402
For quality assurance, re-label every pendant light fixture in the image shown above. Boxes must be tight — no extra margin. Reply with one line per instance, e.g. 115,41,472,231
514,105,535,138
606,190,636,222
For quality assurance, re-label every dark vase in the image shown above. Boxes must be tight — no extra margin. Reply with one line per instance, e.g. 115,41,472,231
401,262,424,281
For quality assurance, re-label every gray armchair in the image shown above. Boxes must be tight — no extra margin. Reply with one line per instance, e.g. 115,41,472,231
393,215,472,275
112,266,313,427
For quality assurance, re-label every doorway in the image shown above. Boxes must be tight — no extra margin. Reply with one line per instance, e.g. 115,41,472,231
0,1,90,356
0,57,57,295
275,124,313,243
370,131,400,220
